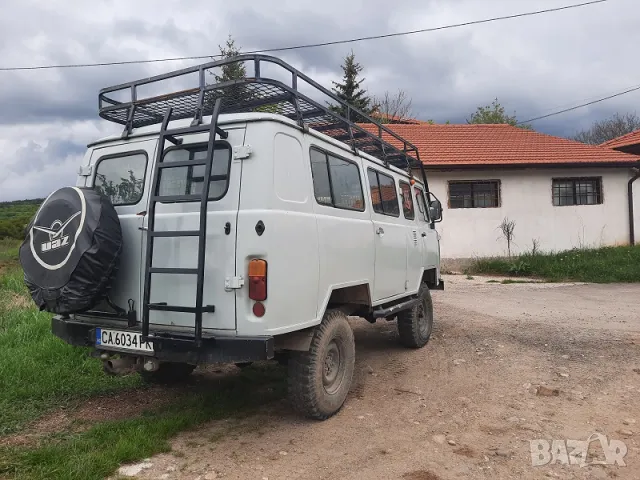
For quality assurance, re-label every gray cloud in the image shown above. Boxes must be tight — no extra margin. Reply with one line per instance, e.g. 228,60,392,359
1,0,639,201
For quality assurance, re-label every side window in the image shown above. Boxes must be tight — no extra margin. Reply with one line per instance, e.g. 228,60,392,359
414,187,429,223
94,152,147,206
399,181,415,220
158,144,231,200
309,147,364,211
367,168,400,217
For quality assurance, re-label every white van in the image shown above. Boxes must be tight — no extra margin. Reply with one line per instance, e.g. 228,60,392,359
19,55,443,419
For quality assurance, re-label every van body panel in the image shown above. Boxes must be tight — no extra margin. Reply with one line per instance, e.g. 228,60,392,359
235,123,319,336
73,114,440,339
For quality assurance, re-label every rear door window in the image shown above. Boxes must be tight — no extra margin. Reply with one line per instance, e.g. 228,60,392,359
158,143,231,200
94,152,147,206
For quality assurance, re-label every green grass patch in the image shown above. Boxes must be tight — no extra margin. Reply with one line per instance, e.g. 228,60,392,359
0,293,141,436
469,245,640,283
0,239,288,480
0,239,21,268
0,364,287,480
0,239,142,435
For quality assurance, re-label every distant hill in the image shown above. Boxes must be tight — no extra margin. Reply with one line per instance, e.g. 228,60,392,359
0,199,43,239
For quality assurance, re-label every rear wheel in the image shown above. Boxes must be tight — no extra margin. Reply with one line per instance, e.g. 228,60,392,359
288,310,355,420
140,362,196,384
397,284,433,348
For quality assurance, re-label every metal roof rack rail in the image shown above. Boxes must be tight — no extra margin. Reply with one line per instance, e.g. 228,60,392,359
98,54,428,189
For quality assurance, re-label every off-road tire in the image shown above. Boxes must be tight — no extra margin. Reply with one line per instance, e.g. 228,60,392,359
140,362,196,384
397,284,434,348
288,310,355,420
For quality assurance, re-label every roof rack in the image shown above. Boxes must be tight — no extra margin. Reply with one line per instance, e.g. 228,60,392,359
98,54,428,189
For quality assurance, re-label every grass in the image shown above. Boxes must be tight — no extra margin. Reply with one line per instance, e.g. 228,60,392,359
0,248,141,436
469,245,640,283
0,364,286,480
0,239,287,479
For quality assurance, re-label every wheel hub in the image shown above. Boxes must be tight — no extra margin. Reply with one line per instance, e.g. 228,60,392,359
417,299,430,337
323,340,342,394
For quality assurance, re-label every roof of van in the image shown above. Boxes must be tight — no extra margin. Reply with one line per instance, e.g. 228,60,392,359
89,112,421,182
90,112,291,145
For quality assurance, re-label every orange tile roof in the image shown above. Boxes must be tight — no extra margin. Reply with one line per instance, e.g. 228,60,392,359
600,129,640,149
359,124,639,167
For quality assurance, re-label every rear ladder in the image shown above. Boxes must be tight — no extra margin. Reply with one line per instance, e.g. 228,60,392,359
141,98,229,346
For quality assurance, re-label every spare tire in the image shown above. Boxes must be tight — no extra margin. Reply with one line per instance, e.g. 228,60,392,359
19,186,123,314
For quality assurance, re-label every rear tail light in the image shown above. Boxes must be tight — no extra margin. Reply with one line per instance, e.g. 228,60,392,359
248,259,267,301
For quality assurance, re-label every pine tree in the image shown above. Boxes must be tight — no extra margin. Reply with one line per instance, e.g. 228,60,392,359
329,51,375,122
213,35,246,83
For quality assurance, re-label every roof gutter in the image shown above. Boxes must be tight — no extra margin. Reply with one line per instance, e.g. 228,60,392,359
629,167,640,245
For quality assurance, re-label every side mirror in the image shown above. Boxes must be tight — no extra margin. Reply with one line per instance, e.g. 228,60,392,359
427,193,443,223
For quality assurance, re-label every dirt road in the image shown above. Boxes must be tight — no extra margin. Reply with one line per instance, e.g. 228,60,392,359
130,275,640,480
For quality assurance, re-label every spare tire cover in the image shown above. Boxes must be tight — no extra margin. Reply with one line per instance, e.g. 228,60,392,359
19,186,123,314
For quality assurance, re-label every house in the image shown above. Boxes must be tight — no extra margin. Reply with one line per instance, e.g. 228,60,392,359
600,129,640,155
366,124,640,259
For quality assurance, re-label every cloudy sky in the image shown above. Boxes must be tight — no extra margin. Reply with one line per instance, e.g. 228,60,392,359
0,0,638,201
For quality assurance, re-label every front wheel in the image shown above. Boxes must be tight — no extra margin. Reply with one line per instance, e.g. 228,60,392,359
288,310,355,420
397,284,434,348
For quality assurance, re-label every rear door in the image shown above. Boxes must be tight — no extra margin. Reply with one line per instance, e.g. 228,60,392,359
90,139,158,317
367,168,407,301
142,125,246,332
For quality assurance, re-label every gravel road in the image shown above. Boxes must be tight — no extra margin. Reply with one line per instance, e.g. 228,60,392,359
126,275,640,480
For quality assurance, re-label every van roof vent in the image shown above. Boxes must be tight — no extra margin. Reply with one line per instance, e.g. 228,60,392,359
98,54,426,184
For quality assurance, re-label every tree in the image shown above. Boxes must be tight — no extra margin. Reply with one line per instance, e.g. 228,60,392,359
571,112,640,145
467,98,532,130
373,89,414,124
212,35,246,84
498,217,516,259
330,51,375,122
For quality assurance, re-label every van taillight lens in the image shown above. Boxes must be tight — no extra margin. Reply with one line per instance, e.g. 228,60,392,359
248,259,267,301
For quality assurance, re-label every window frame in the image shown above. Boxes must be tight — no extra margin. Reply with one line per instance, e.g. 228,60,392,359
414,185,430,223
367,167,400,218
552,177,603,207
309,146,365,212
160,141,233,201
93,150,149,207
399,180,415,220
448,180,501,209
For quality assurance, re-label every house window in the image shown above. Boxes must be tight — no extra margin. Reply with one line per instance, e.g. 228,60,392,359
367,168,400,217
448,181,500,209
552,177,602,206
310,147,365,211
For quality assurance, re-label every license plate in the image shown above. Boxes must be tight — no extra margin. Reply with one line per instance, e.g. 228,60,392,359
95,328,154,353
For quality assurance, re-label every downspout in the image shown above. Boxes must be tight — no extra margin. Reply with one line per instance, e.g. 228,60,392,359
629,167,640,245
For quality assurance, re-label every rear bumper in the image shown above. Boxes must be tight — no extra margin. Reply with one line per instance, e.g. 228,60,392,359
52,316,274,364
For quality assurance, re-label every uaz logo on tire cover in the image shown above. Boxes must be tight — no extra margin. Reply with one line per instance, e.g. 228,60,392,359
33,212,81,253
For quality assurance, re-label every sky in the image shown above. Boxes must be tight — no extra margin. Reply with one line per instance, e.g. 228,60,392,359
0,0,639,201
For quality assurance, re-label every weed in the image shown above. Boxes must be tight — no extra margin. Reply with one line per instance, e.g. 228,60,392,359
468,245,640,283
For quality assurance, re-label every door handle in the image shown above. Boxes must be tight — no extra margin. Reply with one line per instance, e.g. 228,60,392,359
138,226,148,231
376,227,384,235
421,232,427,237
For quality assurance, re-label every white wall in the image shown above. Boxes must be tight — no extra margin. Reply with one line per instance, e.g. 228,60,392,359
421,167,638,258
